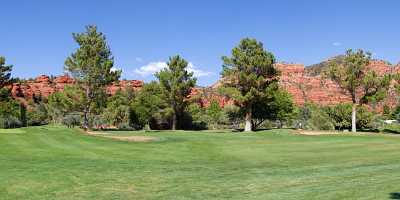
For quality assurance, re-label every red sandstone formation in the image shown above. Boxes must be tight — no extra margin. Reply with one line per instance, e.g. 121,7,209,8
206,61,399,111
10,75,143,99
276,61,399,110
8,60,400,111
106,80,144,95
189,87,232,108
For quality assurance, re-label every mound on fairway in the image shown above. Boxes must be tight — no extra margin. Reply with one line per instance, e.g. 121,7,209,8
1,125,400,200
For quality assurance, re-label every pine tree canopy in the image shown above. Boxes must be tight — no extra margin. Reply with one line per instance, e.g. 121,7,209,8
0,56,13,88
221,38,279,107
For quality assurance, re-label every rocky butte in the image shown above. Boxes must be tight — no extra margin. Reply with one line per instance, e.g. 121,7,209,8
275,61,400,111
10,75,143,103
194,60,400,111
9,59,400,111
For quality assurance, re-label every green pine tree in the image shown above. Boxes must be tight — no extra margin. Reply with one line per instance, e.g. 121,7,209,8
155,55,196,130
133,81,169,129
0,56,13,88
221,38,279,131
64,25,121,130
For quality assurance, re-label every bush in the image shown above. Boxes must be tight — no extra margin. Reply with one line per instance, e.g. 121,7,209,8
117,122,135,130
224,105,242,129
0,88,24,128
0,116,22,129
62,113,81,128
324,103,352,130
90,114,107,129
356,106,374,130
324,103,376,131
27,103,48,126
295,103,334,130
308,107,335,130
187,101,230,130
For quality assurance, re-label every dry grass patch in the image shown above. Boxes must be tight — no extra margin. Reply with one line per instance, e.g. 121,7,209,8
295,130,342,136
85,131,157,142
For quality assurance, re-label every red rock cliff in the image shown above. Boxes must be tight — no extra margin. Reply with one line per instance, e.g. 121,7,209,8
9,60,399,111
10,75,143,99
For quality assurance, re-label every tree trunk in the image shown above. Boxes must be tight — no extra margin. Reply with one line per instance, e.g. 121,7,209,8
83,105,89,131
244,107,252,132
351,103,356,133
172,112,177,130
145,122,151,131
83,87,91,131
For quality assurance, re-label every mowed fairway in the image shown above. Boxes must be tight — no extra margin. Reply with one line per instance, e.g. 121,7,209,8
1,126,400,199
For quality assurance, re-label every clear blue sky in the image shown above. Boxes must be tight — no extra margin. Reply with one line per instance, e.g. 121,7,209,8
1,0,400,86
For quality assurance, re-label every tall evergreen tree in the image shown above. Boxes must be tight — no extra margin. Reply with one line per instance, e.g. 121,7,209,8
0,56,12,88
134,81,169,129
64,25,121,130
326,49,390,132
221,38,278,131
155,55,196,130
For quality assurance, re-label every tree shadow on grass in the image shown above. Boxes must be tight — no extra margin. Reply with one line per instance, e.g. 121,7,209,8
382,129,400,134
389,193,400,199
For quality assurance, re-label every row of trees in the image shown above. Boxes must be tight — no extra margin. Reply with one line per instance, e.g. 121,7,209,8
0,25,396,132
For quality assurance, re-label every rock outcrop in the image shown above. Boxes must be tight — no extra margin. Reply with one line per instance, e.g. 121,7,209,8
277,61,399,111
10,75,143,99
205,61,399,111
8,60,399,112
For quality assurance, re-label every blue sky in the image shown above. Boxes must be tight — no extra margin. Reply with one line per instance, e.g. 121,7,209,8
1,0,400,86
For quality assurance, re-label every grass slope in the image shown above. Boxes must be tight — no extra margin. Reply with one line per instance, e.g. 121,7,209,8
1,126,400,199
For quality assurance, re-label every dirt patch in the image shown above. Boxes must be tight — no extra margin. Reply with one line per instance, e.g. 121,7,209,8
102,135,157,142
295,130,342,136
85,131,157,142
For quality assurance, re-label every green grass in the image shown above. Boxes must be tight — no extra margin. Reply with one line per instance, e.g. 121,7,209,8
1,126,400,199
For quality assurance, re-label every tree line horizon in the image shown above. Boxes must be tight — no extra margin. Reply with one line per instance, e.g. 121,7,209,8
1,25,399,132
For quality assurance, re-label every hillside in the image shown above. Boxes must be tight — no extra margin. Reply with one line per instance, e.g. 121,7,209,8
7,58,400,111
305,55,345,76
305,55,394,76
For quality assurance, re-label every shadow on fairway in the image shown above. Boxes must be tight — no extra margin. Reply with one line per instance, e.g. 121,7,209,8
390,192,400,199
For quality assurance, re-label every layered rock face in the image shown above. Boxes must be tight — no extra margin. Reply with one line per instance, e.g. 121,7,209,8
276,61,399,110
200,61,399,110
10,75,143,99
9,60,399,111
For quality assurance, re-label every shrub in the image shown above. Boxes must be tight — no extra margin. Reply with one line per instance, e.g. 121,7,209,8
0,89,23,128
0,116,22,129
62,113,81,128
356,106,374,130
295,103,334,130
27,103,48,126
324,103,376,130
324,103,352,130
308,108,335,130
